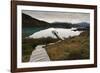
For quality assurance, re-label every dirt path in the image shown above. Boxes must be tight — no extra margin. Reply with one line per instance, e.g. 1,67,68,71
29,45,50,62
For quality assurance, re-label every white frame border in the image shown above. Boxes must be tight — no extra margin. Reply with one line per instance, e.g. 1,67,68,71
17,5,94,68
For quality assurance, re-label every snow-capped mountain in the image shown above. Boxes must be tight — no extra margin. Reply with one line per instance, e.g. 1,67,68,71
28,28,82,40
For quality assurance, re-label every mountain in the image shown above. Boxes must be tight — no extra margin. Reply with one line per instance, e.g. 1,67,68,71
77,22,90,28
22,13,90,29
22,13,50,27
73,22,90,28
22,13,73,28
50,22,73,28
28,28,82,39
72,22,90,31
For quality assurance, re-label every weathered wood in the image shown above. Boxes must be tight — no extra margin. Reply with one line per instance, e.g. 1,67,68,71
29,45,50,62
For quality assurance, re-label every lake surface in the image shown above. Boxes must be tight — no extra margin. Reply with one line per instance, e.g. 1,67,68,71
22,27,46,38
28,27,82,39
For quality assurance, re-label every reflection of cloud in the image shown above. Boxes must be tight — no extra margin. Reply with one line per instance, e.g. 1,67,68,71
22,10,90,23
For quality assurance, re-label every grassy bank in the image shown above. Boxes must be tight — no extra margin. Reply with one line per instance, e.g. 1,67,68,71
22,37,59,62
22,31,89,62
45,31,90,61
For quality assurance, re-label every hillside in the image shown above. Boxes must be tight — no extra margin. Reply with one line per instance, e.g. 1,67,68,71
44,31,89,60
22,13,49,27
22,13,90,29
22,31,89,62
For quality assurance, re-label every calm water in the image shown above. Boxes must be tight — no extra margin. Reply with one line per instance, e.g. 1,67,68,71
22,27,46,38
28,28,82,39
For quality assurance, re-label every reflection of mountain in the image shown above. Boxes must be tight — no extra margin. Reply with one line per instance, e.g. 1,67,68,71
22,13,90,29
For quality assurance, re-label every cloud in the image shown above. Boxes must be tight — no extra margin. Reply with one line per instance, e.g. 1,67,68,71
22,10,90,23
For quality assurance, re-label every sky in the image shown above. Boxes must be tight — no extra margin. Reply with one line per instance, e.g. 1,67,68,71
22,10,90,24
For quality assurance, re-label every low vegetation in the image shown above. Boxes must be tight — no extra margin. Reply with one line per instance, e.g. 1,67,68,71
22,31,89,62
45,31,90,60
22,37,59,62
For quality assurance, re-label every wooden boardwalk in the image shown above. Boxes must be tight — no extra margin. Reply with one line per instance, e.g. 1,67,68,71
29,45,50,62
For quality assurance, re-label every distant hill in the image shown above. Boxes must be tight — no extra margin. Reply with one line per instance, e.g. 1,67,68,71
72,22,90,31
22,13,90,29
75,22,90,28
22,13,73,28
51,22,73,28
22,13,50,27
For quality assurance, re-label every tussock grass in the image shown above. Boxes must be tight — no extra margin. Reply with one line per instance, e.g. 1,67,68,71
45,31,90,61
22,31,89,62
22,37,59,62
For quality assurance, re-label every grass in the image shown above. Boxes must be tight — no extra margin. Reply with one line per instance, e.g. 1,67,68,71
22,37,59,62
22,31,90,62
44,31,90,61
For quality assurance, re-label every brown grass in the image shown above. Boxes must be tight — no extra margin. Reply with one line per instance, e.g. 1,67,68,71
44,31,89,61
22,31,89,62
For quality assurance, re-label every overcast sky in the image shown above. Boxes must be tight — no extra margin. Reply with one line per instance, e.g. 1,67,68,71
22,10,90,24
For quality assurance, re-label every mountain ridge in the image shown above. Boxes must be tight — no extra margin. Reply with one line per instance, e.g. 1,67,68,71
22,13,90,28
22,13,50,27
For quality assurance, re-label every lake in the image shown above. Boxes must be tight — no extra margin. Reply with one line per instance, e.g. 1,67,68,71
26,27,82,39
22,27,47,38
